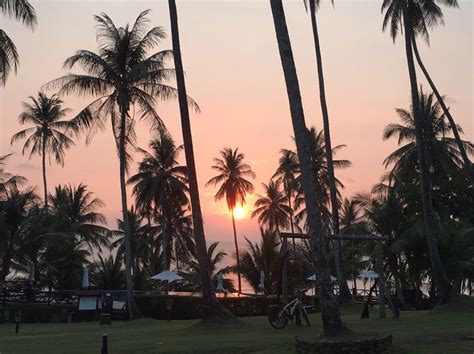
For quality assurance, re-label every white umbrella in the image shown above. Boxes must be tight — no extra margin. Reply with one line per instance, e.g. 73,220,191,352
306,274,337,282
258,271,265,290
82,266,89,289
150,271,183,282
216,272,226,292
358,270,379,279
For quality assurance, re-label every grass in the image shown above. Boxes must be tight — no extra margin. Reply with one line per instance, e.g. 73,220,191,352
0,304,472,353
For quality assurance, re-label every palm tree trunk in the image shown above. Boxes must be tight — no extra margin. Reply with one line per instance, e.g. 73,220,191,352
411,34,474,185
168,0,235,323
118,108,140,319
42,135,48,209
402,3,452,302
270,0,346,336
309,2,351,303
231,211,242,294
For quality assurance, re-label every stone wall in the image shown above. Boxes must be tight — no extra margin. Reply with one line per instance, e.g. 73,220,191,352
296,334,392,354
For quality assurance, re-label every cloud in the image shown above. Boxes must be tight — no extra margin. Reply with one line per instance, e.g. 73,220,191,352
15,162,39,171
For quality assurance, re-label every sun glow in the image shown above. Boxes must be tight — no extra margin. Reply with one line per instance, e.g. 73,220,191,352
233,207,246,220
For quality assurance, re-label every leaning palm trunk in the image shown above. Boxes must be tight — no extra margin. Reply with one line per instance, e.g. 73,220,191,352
270,0,346,335
168,0,235,322
119,108,141,319
411,34,474,185
309,1,351,303
41,135,48,209
231,211,242,294
402,3,452,302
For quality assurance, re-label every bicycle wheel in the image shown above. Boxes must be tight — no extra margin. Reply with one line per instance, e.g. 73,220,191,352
268,305,288,329
302,309,311,327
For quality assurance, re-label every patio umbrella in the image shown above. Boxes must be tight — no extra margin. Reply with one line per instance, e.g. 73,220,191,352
82,266,89,289
358,270,379,279
216,272,226,292
258,271,265,291
150,271,183,282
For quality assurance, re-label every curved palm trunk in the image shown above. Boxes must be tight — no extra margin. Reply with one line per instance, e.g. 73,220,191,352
270,0,346,336
42,135,48,209
309,2,351,303
162,209,169,295
231,211,242,294
411,35,474,185
402,3,452,302
168,0,235,322
118,108,140,319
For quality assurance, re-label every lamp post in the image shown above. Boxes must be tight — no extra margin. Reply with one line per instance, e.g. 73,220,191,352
100,313,111,354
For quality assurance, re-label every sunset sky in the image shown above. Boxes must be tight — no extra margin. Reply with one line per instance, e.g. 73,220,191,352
0,0,472,250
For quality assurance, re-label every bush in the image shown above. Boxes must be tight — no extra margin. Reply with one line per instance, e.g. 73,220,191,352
135,294,318,320
1,304,75,323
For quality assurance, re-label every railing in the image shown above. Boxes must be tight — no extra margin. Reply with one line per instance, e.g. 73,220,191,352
1,289,78,306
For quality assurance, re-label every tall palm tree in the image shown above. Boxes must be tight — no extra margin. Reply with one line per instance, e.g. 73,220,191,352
47,11,187,318
405,0,473,183
303,0,352,303
206,147,255,294
382,0,452,300
49,183,109,252
273,148,299,299
128,129,188,272
252,180,291,232
11,93,75,208
168,0,233,321
269,0,346,335
0,0,36,85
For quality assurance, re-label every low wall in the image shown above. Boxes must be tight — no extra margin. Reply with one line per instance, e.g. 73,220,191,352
296,334,392,354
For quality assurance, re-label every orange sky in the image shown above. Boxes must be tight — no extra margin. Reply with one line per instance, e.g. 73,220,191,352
0,0,472,249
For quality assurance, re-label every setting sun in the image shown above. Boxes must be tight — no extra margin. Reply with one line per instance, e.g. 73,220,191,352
233,207,246,220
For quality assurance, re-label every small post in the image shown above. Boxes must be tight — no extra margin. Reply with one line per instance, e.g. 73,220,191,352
166,297,174,321
15,309,21,334
100,313,111,354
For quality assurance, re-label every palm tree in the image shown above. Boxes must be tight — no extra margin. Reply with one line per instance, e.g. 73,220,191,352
252,180,291,232
91,253,124,290
0,154,26,194
0,186,39,292
404,0,473,183
182,241,236,293
110,207,152,282
269,0,346,335
47,11,188,318
383,89,473,179
167,0,232,321
49,183,109,252
273,148,299,300
206,147,255,294
382,0,452,300
303,0,352,303
11,93,75,208
128,129,188,272
239,229,281,294
0,0,36,85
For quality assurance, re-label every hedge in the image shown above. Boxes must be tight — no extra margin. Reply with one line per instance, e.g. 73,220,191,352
0,303,75,323
135,294,319,320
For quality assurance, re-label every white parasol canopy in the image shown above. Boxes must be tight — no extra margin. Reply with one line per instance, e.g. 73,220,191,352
150,271,183,282
358,270,379,279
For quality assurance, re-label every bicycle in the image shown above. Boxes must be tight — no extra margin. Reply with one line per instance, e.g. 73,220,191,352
268,296,312,329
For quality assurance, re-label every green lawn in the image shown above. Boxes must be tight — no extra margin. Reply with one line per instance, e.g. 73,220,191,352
0,304,472,353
